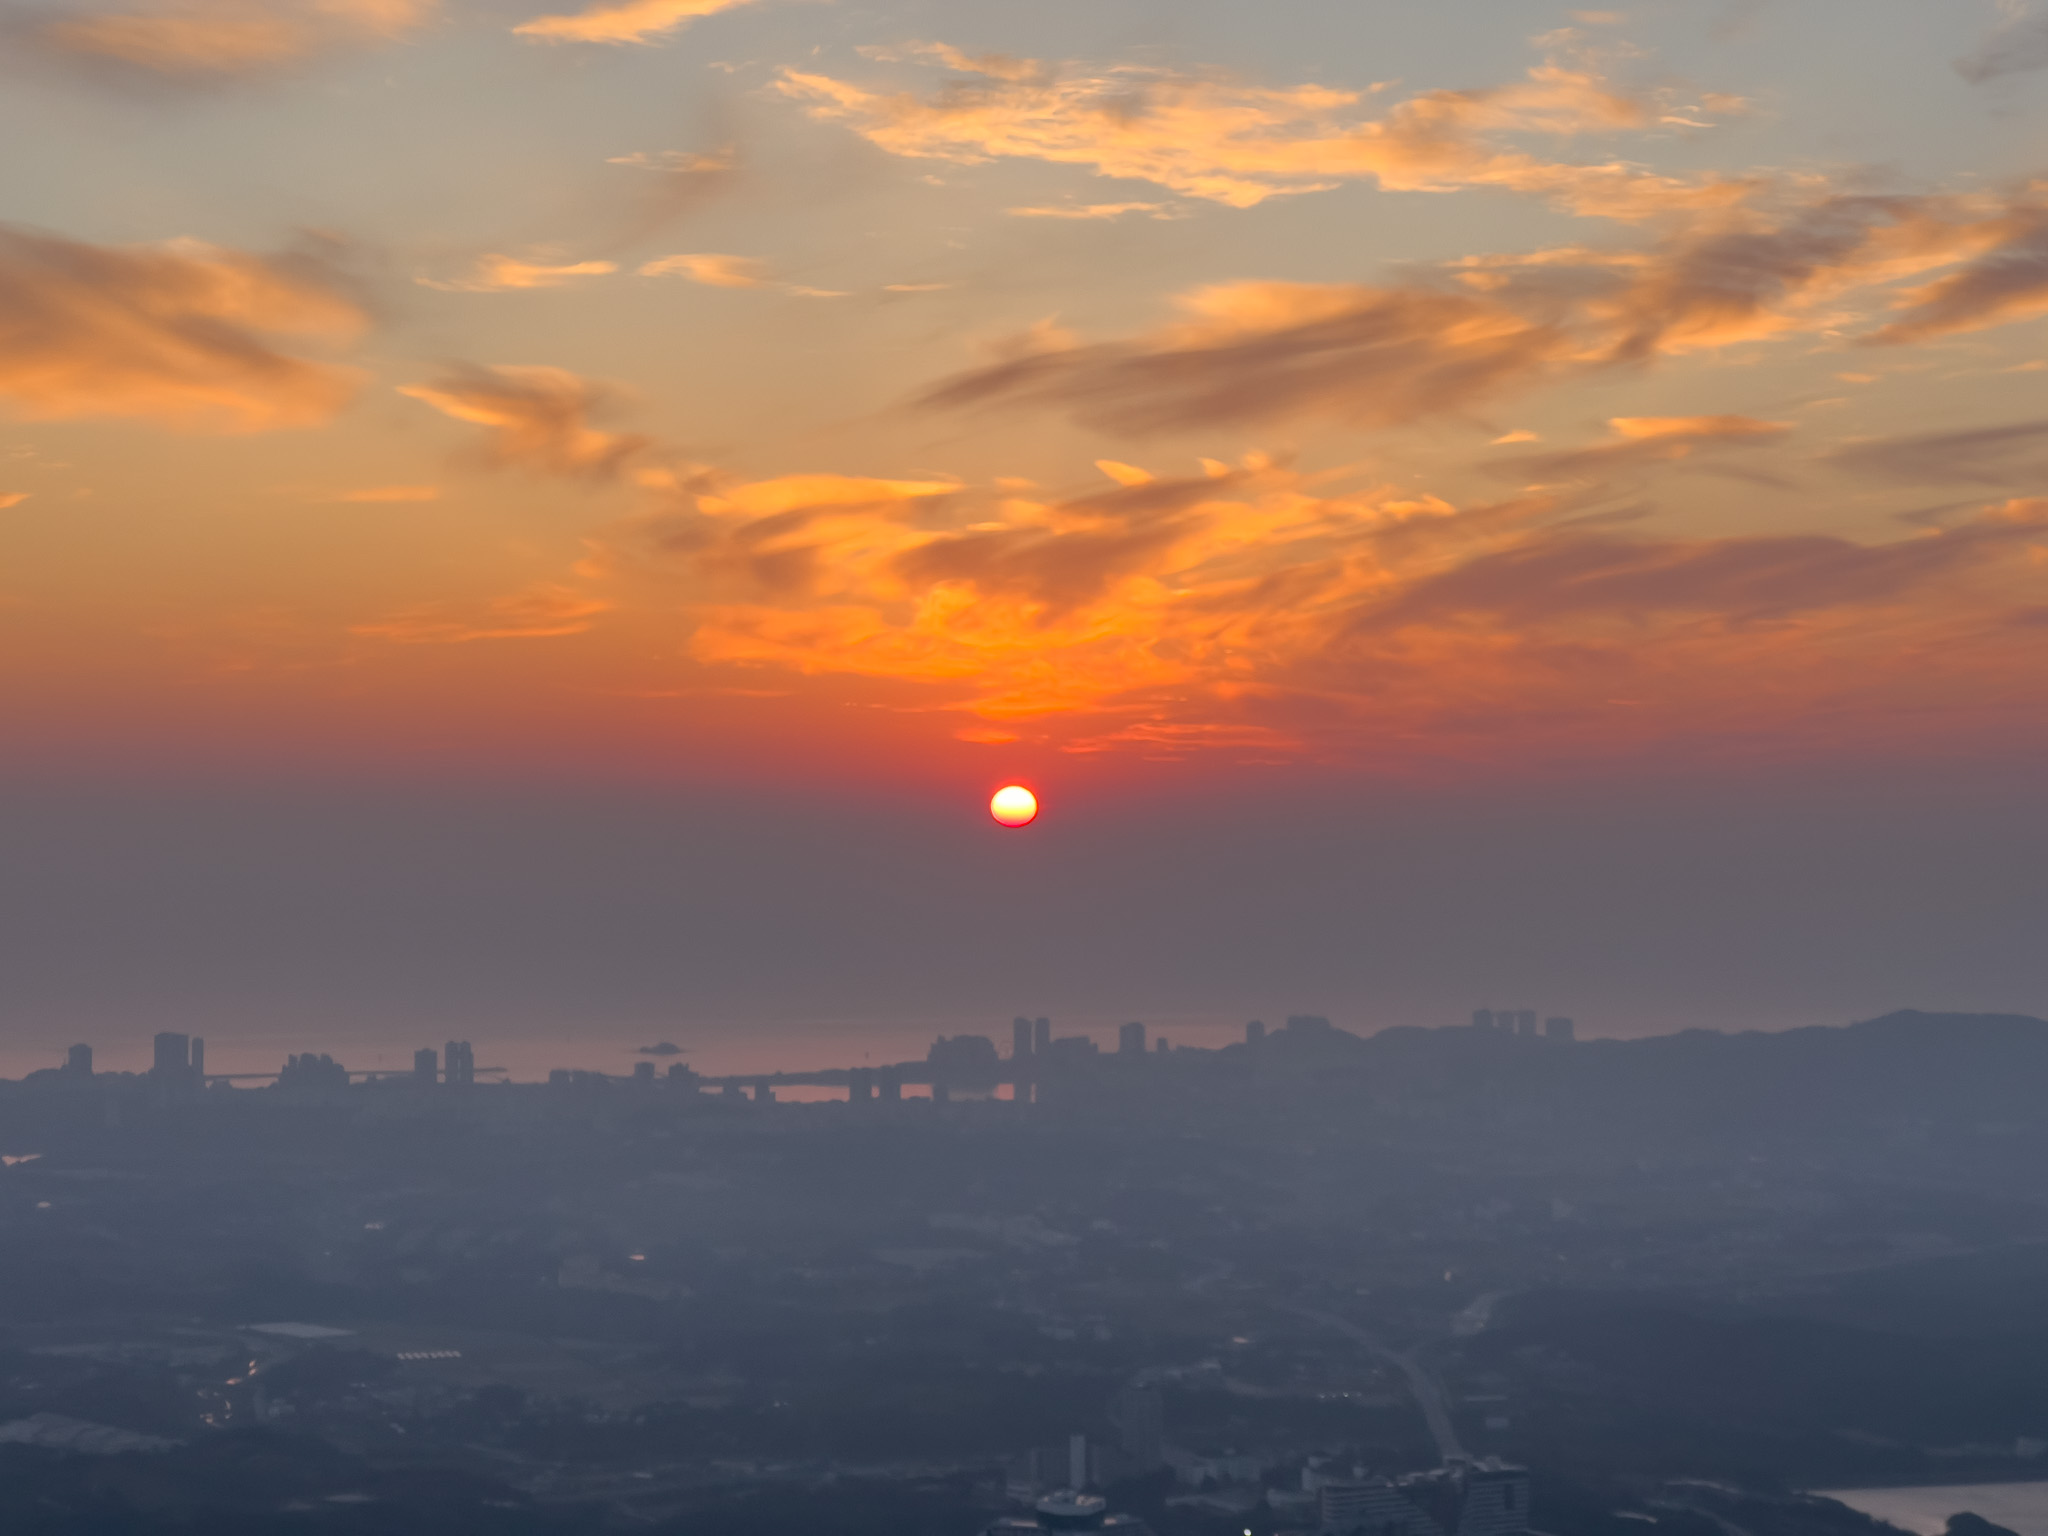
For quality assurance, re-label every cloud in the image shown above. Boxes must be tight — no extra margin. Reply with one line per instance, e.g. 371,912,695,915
1956,7,2048,82
398,364,647,477
919,192,2048,436
1007,202,1180,220
0,492,28,509
1826,419,2048,486
418,255,619,292
606,149,735,174
639,252,773,288
0,223,364,431
921,282,1573,435
638,252,846,297
589,456,2048,758
1863,203,2048,344
514,0,759,45
352,583,610,643
39,0,435,76
1487,414,1791,483
778,43,1756,217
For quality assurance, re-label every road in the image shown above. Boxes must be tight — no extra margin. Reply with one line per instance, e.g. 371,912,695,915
1293,1307,1469,1464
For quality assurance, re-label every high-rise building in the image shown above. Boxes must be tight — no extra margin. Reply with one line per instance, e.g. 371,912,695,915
1154,1036,1170,1054
1246,1019,1266,1045
1515,1009,1536,1036
65,1044,93,1076
1014,1016,1034,1060
633,1060,655,1083
1118,1021,1146,1056
1544,1016,1575,1042
189,1037,204,1080
152,1031,190,1077
1471,1009,1495,1031
1032,1017,1052,1055
443,1041,475,1086
413,1047,437,1083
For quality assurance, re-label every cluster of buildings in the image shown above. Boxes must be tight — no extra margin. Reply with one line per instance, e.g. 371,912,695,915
994,1380,1532,1536
1470,1010,1574,1041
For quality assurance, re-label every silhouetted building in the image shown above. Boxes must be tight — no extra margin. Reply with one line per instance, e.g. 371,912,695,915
443,1040,475,1087
1545,1016,1575,1041
151,1032,201,1090
278,1053,348,1093
1014,1016,1034,1060
1118,1021,1146,1056
929,1034,1000,1088
152,1032,189,1077
1246,1019,1266,1045
1515,1009,1537,1036
64,1044,92,1076
1154,1036,1170,1054
413,1047,437,1083
1033,1017,1052,1055
1472,1009,1495,1031
633,1060,655,1083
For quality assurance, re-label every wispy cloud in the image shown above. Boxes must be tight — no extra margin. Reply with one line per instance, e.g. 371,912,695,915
779,40,1755,217
0,492,29,509
1486,414,1791,483
638,252,847,297
417,254,619,292
1956,4,2048,81
40,0,436,76
919,191,2048,435
351,583,610,643
640,252,774,288
0,223,363,431
514,0,760,45
1007,202,1181,220
398,364,646,478
589,457,2048,758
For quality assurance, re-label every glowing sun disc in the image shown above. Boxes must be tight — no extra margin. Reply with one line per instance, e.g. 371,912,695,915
990,785,1038,827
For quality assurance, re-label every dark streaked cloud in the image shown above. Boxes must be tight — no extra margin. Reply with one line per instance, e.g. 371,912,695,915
0,222,363,430
1956,7,2048,82
1827,419,2048,487
398,363,648,478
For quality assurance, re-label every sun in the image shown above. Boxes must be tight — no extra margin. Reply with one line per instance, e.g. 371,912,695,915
990,785,1039,827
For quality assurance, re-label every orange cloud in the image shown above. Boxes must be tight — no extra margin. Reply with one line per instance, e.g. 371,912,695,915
42,0,436,75
0,224,364,431
922,193,2048,435
779,43,1755,217
0,492,28,509
419,255,619,292
594,458,2048,761
639,253,773,288
351,583,611,643
1488,415,1792,483
514,0,760,45
399,364,647,478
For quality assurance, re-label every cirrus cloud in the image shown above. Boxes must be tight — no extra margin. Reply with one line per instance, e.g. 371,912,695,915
514,0,762,45
778,42,1756,217
38,0,436,76
398,364,647,478
0,223,364,431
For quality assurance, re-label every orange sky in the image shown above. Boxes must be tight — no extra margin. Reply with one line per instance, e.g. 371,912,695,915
2,2,2046,793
